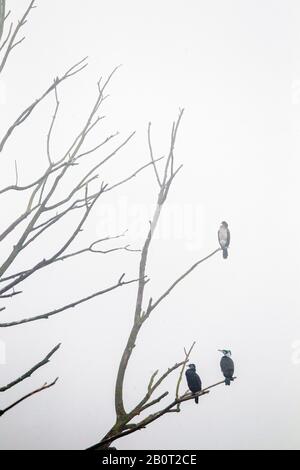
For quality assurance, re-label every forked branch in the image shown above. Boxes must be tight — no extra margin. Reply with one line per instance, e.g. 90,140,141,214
0,274,143,327
0,0,36,75
0,56,88,152
0,378,58,418
88,378,234,450
0,344,60,392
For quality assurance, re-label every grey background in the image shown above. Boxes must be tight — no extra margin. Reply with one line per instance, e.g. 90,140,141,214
0,0,299,450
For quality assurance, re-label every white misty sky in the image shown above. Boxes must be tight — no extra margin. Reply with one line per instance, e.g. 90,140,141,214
0,0,299,450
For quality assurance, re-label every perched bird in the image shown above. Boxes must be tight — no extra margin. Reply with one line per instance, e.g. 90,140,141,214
218,350,235,385
185,364,202,403
218,221,230,259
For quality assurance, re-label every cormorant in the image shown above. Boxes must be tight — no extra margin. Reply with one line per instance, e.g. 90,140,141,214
218,221,230,259
185,364,202,403
218,350,235,385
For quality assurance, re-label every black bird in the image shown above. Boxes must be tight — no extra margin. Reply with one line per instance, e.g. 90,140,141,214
219,350,235,385
185,364,202,403
218,221,230,259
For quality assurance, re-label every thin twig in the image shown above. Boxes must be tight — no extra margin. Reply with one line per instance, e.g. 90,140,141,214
175,342,196,410
46,81,60,165
0,275,143,327
0,344,60,392
0,378,59,417
88,378,236,449
0,57,88,152
0,0,36,75
149,249,221,313
147,122,162,187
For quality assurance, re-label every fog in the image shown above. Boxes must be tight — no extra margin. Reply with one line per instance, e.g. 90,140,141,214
0,0,299,450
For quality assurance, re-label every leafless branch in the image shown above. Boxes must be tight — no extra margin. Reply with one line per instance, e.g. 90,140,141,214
0,344,60,392
147,122,162,187
0,162,71,196
0,232,139,285
0,274,143,327
0,202,37,244
113,109,198,422
0,23,12,54
0,69,132,290
4,9,10,21
76,132,119,160
92,109,229,449
88,378,236,449
0,289,22,299
1,1,232,448
0,1,6,43
0,56,88,152
0,378,59,418
130,361,185,418
0,185,105,292
148,249,222,315
105,156,164,194
46,81,60,165
175,342,196,409
0,0,36,75
139,392,169,414
45,132,136,212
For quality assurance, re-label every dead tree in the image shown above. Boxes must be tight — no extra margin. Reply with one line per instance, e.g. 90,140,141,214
87,112,227,450
0,0,154,418
1,1,232,448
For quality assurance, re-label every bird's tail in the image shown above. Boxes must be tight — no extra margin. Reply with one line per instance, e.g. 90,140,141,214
195,395,199,404
223,249,228,259
225,378,234,386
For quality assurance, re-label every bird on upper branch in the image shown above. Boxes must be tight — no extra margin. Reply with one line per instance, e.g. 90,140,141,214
218,221,230,259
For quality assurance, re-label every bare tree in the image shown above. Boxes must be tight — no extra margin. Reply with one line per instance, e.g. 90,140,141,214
0,0,154,419
0,1,233,449
87,114,229,450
